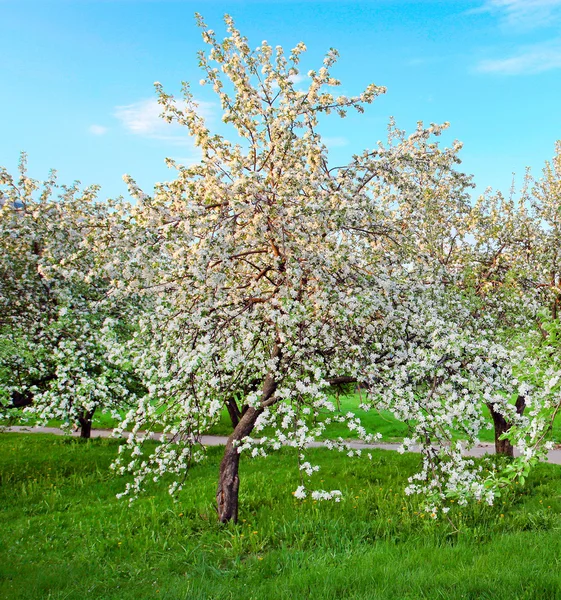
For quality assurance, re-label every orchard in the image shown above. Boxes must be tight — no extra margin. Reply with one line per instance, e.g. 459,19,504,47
1,15,560,530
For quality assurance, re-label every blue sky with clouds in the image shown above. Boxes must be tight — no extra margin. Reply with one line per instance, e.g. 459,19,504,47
1,0,561,200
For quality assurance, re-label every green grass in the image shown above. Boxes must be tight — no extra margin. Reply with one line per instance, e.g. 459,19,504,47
1,433,561,599
1,395,412,440
204,394,412,440
11,392,561,445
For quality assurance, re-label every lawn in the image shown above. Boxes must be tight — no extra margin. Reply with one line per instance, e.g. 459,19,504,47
203,394,413,440
1,433,560,599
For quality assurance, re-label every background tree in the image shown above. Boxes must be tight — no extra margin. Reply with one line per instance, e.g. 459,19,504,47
530,141,561,320
461,143,561,455
0,155,140,437
371,125,537,458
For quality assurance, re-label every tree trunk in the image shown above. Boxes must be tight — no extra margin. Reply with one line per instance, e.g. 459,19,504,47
488,395,526,457
10,390,34,408
77,409,95,439
225,398,242,429
216,406,262,523
9,374,56,408
490,410,514,457
216,344,281,523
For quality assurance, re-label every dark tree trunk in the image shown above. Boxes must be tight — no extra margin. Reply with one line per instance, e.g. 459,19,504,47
10,390,34,408
216,345,280,523
77,409,95,439
9,374,57,409
488,395,526,457
225,398,242,429
216,406,262,523
490,410,514,457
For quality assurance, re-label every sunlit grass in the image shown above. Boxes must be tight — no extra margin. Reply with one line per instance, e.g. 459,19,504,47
1,433,560,599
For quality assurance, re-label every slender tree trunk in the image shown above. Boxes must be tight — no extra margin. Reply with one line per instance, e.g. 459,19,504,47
225,398,242,429
216,344,281,523
489,409,514,457
77,408,95,439
216,406,262,523
487,395,526,457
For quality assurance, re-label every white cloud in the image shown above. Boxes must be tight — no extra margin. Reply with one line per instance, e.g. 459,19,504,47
167,153,204,167
476,39,561,73
289,73,305,85
113,98,214,145
479,0,561,30
406,57,429,67
270,72,307,91
114,99,161,136
473,1,561,74
323,136,349,148
89,124,108,135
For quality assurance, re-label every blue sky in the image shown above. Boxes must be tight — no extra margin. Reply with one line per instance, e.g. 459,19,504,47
1,0,561,201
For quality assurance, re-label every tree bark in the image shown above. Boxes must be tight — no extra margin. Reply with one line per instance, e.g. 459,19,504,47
490,409,514,457
9,374,56,408
77,409,95,439
216,406,262,523
216,344,280,523
10,390,34,408
488,395,526,457
225,398,242,429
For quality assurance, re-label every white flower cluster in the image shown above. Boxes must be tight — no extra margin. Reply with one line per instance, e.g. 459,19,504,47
0,156,141,434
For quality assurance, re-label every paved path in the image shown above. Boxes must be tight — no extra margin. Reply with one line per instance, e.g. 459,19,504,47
4,425,561,465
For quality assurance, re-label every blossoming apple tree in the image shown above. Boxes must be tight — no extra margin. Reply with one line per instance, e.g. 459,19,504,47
530,141,561,320
380,134,561,459
0,156,140,437
99,16,559,522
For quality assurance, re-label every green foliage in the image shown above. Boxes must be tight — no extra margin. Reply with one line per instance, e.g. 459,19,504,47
1,434,560,599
